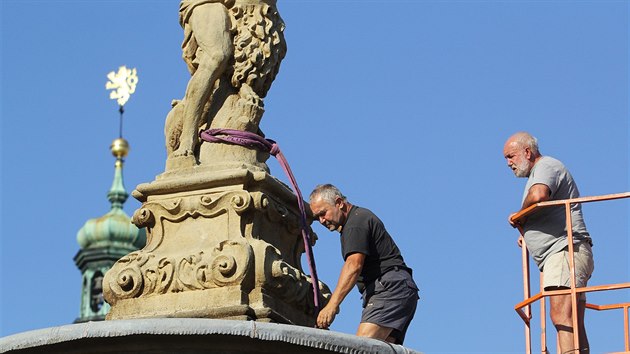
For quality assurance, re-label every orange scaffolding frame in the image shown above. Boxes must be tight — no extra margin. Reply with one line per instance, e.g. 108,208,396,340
510,192,630,354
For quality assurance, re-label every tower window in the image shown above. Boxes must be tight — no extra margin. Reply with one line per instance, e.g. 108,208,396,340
90,272,104,312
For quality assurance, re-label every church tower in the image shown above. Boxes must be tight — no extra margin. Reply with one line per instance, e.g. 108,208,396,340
73,137,146,322
73,66,144,322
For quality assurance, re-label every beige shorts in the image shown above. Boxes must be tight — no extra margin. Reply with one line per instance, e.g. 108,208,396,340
543,242,594,299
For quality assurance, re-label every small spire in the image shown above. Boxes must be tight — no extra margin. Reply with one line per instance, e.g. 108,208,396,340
108,138,130,209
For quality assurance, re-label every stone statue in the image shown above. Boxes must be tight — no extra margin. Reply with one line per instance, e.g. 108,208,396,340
103,0,330,327
166,0,286,171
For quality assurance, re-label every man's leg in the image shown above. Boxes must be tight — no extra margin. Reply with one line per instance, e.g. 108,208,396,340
544,244,593,354
549,292,588,353
356,322,394,342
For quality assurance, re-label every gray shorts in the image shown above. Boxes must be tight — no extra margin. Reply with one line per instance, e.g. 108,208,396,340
361,268,419,344
543,242,594,300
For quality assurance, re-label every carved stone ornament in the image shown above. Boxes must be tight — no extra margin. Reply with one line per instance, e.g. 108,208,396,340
104,171,331,326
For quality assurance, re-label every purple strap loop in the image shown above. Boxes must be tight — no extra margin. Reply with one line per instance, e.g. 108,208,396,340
269,144,280,156
200,128,322,315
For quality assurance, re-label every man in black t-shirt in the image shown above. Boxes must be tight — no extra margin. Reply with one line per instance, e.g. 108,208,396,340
309,184,419,344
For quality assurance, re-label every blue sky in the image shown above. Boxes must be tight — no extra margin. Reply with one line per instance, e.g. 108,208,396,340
1,1,628,353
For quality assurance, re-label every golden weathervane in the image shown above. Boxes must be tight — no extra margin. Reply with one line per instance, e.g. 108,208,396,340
105,66,138,139
106,66,138,107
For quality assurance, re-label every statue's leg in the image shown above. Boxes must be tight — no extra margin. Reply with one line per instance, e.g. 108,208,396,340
173,3,233,158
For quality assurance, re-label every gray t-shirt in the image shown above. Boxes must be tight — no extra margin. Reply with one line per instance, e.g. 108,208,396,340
522,156,591,270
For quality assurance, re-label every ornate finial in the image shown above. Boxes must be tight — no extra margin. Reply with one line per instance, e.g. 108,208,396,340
108,136,130,209
110,138,129,160
105,66,138,107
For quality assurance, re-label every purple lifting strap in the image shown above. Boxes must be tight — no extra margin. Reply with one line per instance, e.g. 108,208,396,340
200,128,322,315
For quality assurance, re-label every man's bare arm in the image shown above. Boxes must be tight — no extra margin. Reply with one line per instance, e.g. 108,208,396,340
316,252,365,328
522,183,551,209
509,183,551,228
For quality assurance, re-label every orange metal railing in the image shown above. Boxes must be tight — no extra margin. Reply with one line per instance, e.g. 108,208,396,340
510,192,630,354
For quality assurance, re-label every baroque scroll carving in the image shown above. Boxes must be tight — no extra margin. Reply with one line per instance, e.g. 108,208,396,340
104,241,253,304
104,189,323,307
131,190,251,252
266,246,331,315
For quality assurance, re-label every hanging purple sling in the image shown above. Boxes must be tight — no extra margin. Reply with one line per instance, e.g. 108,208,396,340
200,128,322,316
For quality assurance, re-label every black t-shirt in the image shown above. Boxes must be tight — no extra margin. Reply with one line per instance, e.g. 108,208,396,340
341,206,409,289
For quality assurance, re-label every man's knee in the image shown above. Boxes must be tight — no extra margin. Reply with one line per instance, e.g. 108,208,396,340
549,290,589,327
356,322,393,341
550,304,572,326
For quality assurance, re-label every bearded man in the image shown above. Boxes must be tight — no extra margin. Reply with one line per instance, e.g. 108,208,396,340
504,132,594,354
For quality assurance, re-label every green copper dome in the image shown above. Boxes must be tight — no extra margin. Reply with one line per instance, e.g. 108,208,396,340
76,207,145,250
77,139,145,250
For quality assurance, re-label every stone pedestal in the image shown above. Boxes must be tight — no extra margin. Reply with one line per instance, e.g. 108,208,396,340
103,168,329,326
